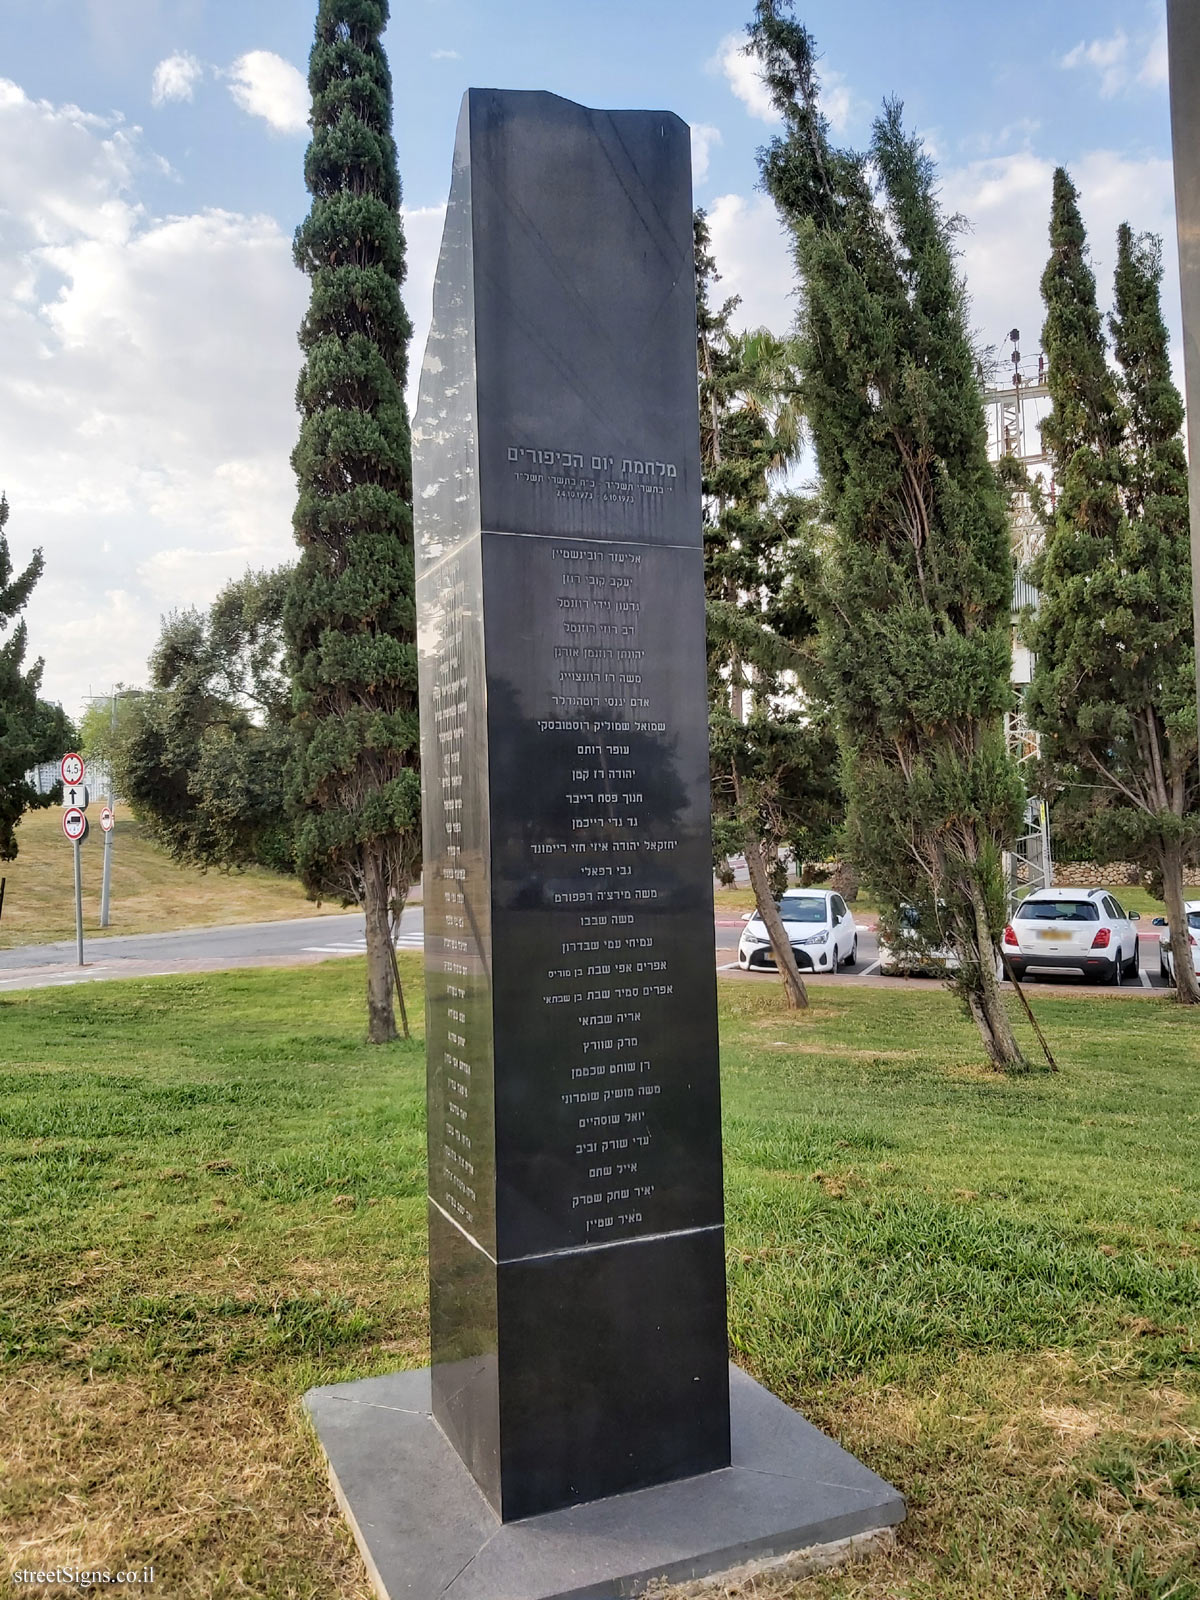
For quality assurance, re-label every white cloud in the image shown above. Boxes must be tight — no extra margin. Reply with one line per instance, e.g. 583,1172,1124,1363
0,77,307,713
402,203,447,412
431,49,460,61
967,117,1041,157
690,123,722,184
1061,30,1130,97
1139,22,1169,88
1061,25,1167,98
711,33,778,125
705,192,797,336
709,33,862,135
227,51,308,136
700,145,1181,407
941,148,1180,380
822,70,858,136
150,52,202,108
0,80,142,248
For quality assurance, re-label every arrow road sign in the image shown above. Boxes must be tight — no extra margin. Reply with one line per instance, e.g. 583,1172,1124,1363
100,807,114,833
62,807,88,843
60,752,85,787
62,784,89,811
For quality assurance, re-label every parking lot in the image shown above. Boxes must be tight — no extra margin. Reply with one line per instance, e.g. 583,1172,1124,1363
714,916,1176,992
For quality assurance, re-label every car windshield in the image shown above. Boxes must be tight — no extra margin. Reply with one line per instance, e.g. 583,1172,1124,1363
1189,912,1200,931
1016,899,1100,922
777,896,828,925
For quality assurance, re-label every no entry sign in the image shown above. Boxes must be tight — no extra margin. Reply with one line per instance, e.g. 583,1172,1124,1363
62,807,88,843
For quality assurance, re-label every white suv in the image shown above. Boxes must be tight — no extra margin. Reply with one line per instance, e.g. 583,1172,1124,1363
1002,888,1140,985
737,889,858,974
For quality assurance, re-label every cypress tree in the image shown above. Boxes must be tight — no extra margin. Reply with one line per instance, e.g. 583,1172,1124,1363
747,1,1028,1067
1027,177,1199,1003
286,0,421,1042
0,494,48,860
697,213,841,1008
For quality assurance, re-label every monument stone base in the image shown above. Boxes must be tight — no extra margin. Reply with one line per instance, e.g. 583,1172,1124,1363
304,1364,905,1600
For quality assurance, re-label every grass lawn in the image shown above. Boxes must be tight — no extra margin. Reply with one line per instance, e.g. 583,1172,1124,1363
0,807,347,949
1,963,1197,1599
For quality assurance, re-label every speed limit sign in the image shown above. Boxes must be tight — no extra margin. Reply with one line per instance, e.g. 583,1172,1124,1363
62,806,88,843
60,751,85,787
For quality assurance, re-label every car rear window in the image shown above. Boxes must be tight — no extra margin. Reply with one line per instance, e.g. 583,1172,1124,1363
1016,900,1100,922
778,896,828,924
1189,912,1200,931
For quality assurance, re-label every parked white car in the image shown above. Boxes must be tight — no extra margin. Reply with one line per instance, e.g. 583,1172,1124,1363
1002,887,1140,985
877,904,959,977
1154,903,1200,982
737,889,858,974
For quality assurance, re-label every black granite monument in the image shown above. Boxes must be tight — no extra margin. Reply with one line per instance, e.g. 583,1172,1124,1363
414,87,729,1522
305,89,904,1600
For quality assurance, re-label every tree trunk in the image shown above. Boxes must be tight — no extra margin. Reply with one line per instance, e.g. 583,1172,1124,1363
964,882,1028,1069
744,832,809,1010
829,860,859,901
363,843,398,1044
1160,839,1200,1005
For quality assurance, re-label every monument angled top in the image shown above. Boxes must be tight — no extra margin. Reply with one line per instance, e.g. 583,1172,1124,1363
414,88,702,561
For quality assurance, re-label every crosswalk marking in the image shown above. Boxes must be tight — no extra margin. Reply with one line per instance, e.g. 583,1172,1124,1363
303,933,424,955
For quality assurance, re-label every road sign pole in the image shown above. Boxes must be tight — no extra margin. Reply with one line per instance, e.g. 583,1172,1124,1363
74,837,84,967
100,820,113,928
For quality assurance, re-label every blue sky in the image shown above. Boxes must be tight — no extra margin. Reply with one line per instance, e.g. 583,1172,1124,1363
0,0,1179,711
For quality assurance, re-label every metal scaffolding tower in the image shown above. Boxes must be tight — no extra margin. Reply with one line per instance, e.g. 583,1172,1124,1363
983,331,1054,898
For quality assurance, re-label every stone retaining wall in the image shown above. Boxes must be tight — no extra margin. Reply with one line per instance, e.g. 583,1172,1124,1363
1051,860,1200,889
803,859,1200,891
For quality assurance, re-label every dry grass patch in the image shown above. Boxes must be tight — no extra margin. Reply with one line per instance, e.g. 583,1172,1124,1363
0,807,346,948
0,1369,371,1598
651,1351,1200,1599
764,1041,924,1063
5,965,1199,1597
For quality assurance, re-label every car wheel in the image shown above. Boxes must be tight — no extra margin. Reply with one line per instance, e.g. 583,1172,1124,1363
1111,955,1124,987
1160,946,1170,979
844,936,858,968
1126,940,1139,979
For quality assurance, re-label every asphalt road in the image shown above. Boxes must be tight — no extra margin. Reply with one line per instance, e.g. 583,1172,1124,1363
0,908,425,992
0,907,1172,993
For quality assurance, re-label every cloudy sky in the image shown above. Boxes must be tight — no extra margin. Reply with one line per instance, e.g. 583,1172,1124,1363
0,0,1179,714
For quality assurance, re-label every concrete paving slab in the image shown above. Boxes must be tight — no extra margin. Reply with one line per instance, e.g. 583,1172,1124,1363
304,1365,904,1600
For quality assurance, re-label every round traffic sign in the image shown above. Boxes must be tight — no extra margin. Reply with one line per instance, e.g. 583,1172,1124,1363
100,807,114,833
62,807,88,843
61,751,85,787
